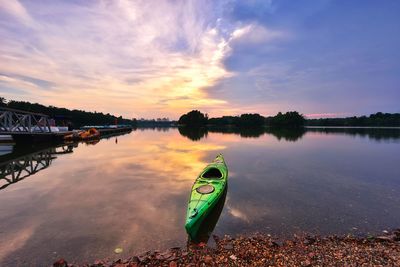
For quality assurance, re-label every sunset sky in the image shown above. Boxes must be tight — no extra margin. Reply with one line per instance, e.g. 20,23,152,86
1,0,399,119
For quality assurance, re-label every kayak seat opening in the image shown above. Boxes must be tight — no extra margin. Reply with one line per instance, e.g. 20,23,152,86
201,167,222,179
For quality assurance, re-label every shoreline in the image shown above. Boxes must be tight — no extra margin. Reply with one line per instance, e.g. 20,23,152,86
55,230,400,266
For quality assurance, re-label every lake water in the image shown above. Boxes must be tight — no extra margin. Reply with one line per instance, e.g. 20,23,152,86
1,127,400,265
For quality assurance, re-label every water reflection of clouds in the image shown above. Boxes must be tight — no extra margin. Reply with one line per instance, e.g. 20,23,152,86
0,223,36,263
0,130,227,264
1,128,400,265
227,205,250,223
225,195,278,226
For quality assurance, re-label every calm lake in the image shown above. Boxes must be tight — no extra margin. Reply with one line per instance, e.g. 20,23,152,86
1,127,400,265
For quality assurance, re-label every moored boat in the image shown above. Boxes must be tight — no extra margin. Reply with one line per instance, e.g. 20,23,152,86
0,135,13,144
63,128,100,141
185,154,228,239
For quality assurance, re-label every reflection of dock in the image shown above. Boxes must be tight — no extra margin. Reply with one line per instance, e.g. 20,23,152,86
0,127,132,190
0,145,74,190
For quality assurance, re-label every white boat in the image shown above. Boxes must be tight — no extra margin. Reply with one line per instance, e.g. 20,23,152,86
0,134,13,142
0,144,13,156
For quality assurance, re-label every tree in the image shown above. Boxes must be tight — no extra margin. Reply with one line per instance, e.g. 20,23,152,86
266,111,305,127
306,112,400,127
178,110,208,126
0,97,6,106
237,113,265,127
3,99,136,128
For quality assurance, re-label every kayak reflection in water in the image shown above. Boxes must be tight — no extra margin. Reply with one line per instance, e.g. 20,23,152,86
188,187,227,245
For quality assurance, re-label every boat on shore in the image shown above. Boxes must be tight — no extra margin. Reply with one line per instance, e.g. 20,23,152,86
185,154,228,239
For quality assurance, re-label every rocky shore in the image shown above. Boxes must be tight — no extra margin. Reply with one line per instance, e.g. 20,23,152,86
54,230,400,267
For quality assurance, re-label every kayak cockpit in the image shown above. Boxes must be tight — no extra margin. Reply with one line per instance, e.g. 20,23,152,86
201,167,223,179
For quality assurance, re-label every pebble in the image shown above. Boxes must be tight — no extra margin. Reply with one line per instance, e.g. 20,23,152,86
204,255,213,264
57,231,400,267
223,243,233,250
53,258,68,267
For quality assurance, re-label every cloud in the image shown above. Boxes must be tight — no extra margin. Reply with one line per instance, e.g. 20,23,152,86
305,113,349,119
0,0,37,27
0,74,40,92
222,23,290,74
0,0,238,118
230,24,288,45
1,0,399,117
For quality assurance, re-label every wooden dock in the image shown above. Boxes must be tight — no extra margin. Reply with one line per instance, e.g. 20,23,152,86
3,127,133,144
0,107,132,144
97,127,133,136
3,131,69,144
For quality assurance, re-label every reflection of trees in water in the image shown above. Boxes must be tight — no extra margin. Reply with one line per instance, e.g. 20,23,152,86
208,126,266,138
265,127,306,142
135,126,171,132
178,126,305,141
306,127,400,142
178,126,400,142
178,127,208,141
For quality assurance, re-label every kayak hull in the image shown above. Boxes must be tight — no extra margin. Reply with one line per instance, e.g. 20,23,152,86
185,190,223,239
185,154,228,240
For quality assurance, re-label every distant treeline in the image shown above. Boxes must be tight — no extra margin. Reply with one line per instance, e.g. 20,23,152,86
0,98,136,128
179,110,400,128
137,119,176,127
179,110,305,128
306,112,400,127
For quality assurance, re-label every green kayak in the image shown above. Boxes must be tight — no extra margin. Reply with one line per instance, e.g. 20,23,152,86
185,154,228,239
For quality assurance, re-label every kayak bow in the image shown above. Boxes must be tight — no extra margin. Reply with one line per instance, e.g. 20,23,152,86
185,154,228,239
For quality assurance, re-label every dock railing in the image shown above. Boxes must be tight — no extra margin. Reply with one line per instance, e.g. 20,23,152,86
0,107,52,133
